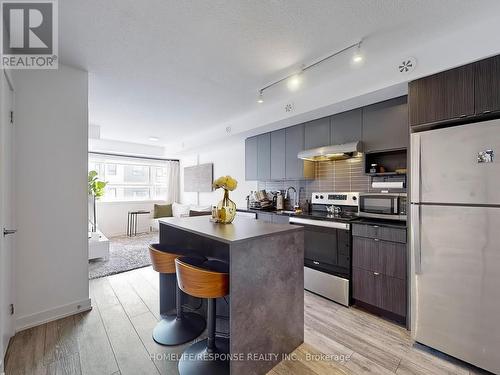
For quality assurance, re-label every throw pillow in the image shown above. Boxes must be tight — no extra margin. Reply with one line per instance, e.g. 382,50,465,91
154,204,173,219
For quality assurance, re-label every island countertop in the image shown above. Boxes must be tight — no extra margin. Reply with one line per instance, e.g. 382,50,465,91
158,215,304,375
159,215,302,244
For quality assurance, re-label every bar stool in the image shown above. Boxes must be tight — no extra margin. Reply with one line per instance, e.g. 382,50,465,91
148,244,206,346
175,256,230,375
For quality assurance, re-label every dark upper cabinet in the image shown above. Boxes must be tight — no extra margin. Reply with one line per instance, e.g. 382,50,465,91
330,108,362,145
362,96,409,152
257,133,271,181
270,129,286,180
245,136,258,180
409,65,475,127
304,117,331,149
285,125,314,180
246,126,313,181
475,55,500,115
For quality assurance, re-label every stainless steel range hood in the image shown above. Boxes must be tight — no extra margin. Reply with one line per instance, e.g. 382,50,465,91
297,141,362,161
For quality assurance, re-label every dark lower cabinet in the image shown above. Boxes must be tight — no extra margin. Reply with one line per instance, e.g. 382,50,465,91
352,223,406,243
352,268,376,306
352,222,407,322
272,214,290,225
379,274,406,317
256,212,290,225
256,212,273,223
352,268,406,317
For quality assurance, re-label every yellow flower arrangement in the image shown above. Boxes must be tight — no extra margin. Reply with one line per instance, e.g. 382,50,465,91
213,175,238,191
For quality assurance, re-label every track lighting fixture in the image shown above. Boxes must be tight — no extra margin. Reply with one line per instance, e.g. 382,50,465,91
257,39,364,101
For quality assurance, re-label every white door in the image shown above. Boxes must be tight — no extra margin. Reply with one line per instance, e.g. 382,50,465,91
0,70,15,368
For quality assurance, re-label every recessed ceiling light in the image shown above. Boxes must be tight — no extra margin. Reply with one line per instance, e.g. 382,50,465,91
149,136,159,141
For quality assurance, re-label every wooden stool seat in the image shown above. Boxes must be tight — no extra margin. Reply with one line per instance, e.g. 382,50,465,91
175,257,229,299
148,244,180,274
176,256,230,375
147,244,206,346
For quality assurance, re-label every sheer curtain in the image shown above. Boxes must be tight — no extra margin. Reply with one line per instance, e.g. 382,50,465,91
165,160,180,203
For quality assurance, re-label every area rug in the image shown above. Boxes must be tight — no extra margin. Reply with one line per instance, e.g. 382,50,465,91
89,232,159,279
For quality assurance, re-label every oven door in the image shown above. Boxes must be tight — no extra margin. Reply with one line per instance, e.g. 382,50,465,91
289,218,350,278
359,194,398,217
290,217,351,306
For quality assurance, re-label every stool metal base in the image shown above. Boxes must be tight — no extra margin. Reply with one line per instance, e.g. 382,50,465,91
152,312,206,346
178,337,230,375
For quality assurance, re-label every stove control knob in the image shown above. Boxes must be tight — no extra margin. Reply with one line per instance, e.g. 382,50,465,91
315,195,319,199
320,195,324,199
352,196,357,201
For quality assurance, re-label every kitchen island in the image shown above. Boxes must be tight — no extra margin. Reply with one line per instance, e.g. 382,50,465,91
158,215,304,375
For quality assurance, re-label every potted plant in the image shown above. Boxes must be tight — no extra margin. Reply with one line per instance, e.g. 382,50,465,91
88,170,107,236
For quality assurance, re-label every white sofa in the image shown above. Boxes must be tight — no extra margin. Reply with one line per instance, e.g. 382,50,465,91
150,203,211,231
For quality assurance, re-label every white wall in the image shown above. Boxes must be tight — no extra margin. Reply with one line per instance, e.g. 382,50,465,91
96,200,165,237
180,138,257,209
13,65,90,330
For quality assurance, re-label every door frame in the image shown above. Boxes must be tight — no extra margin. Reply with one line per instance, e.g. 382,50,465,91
0,68,15,370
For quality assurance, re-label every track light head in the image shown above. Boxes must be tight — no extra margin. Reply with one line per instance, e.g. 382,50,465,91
257,91,264,103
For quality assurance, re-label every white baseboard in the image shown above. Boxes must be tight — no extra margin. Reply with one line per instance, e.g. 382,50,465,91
15,298,92,332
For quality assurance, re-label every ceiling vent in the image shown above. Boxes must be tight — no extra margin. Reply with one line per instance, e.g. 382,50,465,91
398,57,416,74
285,103,295,113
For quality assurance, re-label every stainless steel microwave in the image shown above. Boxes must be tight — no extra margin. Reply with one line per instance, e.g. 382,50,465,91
358,193,407,221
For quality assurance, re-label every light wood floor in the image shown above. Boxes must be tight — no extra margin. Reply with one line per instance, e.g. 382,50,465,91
4,266,489,375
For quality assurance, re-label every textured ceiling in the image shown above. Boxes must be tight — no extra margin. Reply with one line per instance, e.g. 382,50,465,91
59,0,500,146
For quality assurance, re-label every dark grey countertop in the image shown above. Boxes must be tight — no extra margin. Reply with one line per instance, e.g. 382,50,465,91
159,215,302,244
238,207,408,228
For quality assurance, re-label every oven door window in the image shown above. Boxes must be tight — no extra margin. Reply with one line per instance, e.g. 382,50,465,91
360,197,394,215
303,225,338,266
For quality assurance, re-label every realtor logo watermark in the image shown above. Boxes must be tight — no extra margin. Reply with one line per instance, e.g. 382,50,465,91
1,0,58,69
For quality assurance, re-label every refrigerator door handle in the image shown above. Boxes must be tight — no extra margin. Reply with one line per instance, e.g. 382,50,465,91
411,204,422,274
410,133,421,204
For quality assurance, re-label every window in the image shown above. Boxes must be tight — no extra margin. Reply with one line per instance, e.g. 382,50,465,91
88,154,177,202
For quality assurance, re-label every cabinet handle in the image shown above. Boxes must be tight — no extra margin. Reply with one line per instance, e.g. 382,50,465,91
459,114,467,118
372,225,379,228
483,110,492,114
374,238,380,242
313,261,320,265
373,272,380,276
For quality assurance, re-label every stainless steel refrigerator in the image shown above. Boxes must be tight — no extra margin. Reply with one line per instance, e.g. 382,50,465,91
410,119,500,374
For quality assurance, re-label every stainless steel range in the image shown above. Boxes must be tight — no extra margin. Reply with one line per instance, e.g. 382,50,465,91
289,192,359,306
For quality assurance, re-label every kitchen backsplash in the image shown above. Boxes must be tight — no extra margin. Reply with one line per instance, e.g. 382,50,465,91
257,155,371,205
